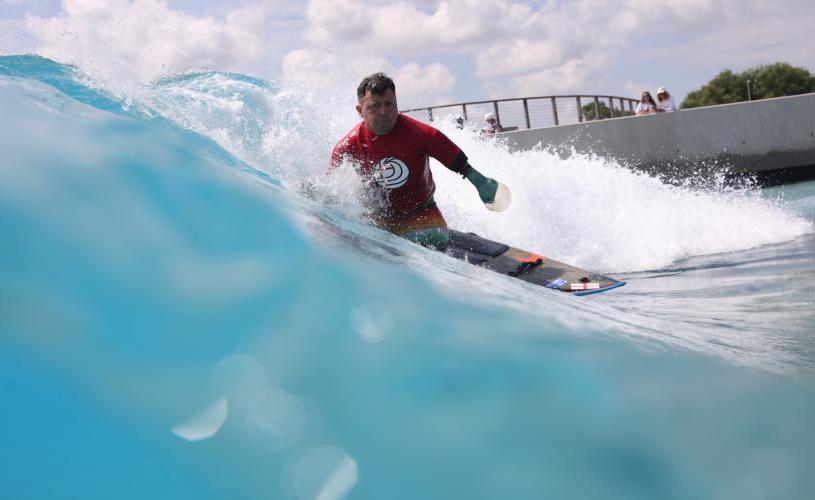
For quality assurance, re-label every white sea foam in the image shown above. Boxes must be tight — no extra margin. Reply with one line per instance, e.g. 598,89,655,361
433,122,812,271
139,73,812,273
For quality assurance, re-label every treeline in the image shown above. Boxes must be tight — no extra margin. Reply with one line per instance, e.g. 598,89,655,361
581,101,634,121
681,62,815,109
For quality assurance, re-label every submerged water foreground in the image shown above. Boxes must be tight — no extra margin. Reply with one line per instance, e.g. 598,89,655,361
2,56,815,499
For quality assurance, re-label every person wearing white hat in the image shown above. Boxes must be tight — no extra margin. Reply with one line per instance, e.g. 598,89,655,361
483,112,503,134
655,87,677,112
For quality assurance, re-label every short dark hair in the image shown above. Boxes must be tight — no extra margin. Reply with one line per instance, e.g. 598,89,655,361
357,72,395,100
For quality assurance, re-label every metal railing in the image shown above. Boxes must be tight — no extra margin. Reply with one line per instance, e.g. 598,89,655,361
402,94,640,130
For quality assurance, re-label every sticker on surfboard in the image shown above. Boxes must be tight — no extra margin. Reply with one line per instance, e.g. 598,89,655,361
545,278,567,289
569,282,600,291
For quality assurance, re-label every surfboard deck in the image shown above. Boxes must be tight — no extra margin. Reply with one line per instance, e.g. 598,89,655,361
445,230,625,296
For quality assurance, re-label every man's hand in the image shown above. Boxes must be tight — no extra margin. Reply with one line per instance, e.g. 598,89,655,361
464,165,498,204
461,163,511,212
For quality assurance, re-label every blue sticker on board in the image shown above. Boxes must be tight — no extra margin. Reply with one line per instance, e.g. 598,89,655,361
545,278,567,289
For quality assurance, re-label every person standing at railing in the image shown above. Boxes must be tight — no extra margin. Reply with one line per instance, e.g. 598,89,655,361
655,87,677,112
636,91,657,115
330,72,511,249
483,112,504,134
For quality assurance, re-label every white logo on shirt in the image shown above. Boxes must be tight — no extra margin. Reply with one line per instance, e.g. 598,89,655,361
373,157,409,189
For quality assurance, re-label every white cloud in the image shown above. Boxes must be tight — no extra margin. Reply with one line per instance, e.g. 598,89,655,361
288,0,640,101
0,18,33,55
285,0,549,107
472,1,635,95
10,0,812,108
476,40,564,79
281,47,455,108
303,0,371,46
637,1,815,70
365,1,534,56
465,0,811,98
282,46,388,98
23,0,277,86
505,59,595,97
291,0,814,104
392,62,456,108
302,0,534,56
624,80,657,98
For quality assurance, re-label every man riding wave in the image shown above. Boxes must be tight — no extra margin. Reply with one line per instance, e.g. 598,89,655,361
330,72,509,249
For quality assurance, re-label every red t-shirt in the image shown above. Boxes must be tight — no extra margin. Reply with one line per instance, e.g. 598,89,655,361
330,114,464,222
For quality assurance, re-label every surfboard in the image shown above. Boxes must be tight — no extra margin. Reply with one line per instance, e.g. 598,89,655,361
445,230,625,296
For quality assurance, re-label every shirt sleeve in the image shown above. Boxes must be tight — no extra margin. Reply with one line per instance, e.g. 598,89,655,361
412,119,463,170
329,134,355,173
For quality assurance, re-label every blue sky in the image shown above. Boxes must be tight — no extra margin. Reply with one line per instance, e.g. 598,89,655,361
2,0,814,108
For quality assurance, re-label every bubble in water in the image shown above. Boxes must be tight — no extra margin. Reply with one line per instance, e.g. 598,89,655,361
211,353,269,402
285,446,358,500
246,388,308,450
350,304,393,343
170,397,228,442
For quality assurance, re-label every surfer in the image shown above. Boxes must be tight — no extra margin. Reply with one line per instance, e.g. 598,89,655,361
330,72,509,249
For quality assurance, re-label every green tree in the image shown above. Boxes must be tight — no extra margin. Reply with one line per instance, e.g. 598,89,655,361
581,100,634,121
681,62,815,109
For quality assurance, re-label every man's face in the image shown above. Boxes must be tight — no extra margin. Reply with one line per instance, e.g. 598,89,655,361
357,88,398,136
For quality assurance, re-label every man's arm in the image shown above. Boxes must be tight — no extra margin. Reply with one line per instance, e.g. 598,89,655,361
460,161,498,204
439,148,507,210
328,148,343,173
417,119,510,211
329,134,356,173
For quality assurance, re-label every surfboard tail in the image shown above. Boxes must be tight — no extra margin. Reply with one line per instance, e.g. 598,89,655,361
445,230,625,295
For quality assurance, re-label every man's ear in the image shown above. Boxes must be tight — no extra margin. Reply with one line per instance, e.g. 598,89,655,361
356,104,363,116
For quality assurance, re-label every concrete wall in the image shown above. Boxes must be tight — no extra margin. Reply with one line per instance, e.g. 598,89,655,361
501,92,815,181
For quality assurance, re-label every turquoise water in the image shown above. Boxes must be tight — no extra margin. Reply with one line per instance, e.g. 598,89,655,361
2,55,814,499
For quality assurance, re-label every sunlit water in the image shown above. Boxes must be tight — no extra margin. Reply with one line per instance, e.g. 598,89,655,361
2,55,814,500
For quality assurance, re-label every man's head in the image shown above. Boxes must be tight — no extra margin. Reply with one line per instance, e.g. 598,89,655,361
356,72,398,136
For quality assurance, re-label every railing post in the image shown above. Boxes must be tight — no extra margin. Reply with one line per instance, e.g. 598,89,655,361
493,101,500,125
522,98,530,129
593,96,600,121
551,97,559,126
607,97,615,118
462,104,468,121
576,96,583,123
